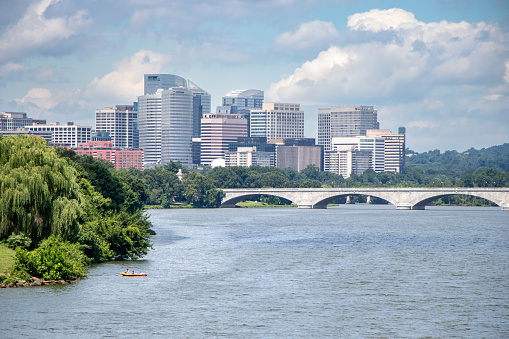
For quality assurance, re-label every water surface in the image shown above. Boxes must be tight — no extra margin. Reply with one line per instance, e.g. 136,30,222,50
1,205,508,338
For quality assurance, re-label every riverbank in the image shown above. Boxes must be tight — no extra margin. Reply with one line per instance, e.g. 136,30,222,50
0,244,14,273
0,244,82,288
0,274,79,288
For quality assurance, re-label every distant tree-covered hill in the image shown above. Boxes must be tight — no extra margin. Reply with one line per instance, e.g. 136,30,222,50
406,143,509,175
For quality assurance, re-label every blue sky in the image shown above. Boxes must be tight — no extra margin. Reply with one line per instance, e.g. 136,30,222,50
1,0,508,152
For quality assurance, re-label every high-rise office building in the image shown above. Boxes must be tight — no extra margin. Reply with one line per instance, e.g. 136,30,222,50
161,87,193,166
276,145,322,172
95,104,139,149
144,74,210,138
318,106,379,151
324,146,371,178
215,89,263,136
138,91,162,166
138,87,194,168
0,111,46,130
329,136,385,173
200,113,248,166
366,128,406,173
144,74,187,95
250,103,304,139
217,89,264,116
188,80,211,138
26,122,91,147
226,137,276,167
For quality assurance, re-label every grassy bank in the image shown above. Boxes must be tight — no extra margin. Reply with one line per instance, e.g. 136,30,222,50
144,203,194,209
0,244,15,273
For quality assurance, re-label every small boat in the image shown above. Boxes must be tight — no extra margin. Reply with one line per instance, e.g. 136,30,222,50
120,272,147,277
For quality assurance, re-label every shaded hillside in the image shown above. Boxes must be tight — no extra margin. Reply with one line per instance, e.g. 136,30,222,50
406,143,509,176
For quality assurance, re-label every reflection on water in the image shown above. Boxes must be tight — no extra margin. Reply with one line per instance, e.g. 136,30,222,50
1,205,508,338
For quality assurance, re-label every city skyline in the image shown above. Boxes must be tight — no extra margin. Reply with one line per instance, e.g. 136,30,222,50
1,0,508,153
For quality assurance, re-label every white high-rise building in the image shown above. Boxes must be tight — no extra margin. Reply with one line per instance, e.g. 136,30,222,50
26,122,91,148
143,74,210,138
318,106,379,151
366,128,406,173
95,105,139,149
329,136,385,173
138,87,193,168
250,103,304,139
138,91,162,166
324,146,371,178
161,87,193,166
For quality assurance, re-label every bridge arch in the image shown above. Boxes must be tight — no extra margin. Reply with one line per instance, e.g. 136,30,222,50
412,191,502,210
220,192,297,208
312,193,393,209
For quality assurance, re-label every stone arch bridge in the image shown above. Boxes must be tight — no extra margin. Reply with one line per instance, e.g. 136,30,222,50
220,187,509,211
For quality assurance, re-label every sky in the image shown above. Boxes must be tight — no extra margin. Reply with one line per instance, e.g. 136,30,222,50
1,0,508,153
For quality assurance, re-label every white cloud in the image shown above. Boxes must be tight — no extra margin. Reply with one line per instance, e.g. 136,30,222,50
268,8,509,151
347,8,418,32
0,0,91,63
268,8,508,104
84,50,171,102
275,20,339,49
14,87,81,116
15,88,56,110
483,94,502,101
267,46,352,103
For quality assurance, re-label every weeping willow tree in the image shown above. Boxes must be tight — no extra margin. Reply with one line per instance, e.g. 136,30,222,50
0,135,85,247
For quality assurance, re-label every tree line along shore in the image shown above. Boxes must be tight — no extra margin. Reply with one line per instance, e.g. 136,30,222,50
1,135,508,286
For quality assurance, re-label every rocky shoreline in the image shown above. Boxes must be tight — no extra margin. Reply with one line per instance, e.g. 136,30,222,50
0,274,79,288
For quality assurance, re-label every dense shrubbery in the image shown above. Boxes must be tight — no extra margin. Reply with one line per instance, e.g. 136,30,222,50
13,236,88,280
0,135,154,281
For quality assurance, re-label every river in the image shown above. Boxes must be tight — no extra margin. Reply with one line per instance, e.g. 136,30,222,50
1,205,508,338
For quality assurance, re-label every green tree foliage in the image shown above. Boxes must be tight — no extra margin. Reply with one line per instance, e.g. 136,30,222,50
134,166,183,205
0,136,154,280
56,149,127,210
0,136,85,247
13,235,88,280
182,171,224,208
4,233,32,250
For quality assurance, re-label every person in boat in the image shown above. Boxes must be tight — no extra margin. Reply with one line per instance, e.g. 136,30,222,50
131,270,135,274
124,268,129,274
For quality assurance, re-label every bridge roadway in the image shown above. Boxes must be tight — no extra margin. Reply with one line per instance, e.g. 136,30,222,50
220,187,509,211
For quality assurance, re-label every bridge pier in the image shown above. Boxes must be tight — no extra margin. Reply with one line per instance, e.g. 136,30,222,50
297,203,313,209
297,202,327,209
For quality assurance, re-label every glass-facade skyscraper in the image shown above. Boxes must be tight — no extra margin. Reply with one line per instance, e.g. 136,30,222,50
139,74,210,168
138,88,194,168
318,105,379,152
95,104,139,149
144,74,210,137
144,74,187,95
